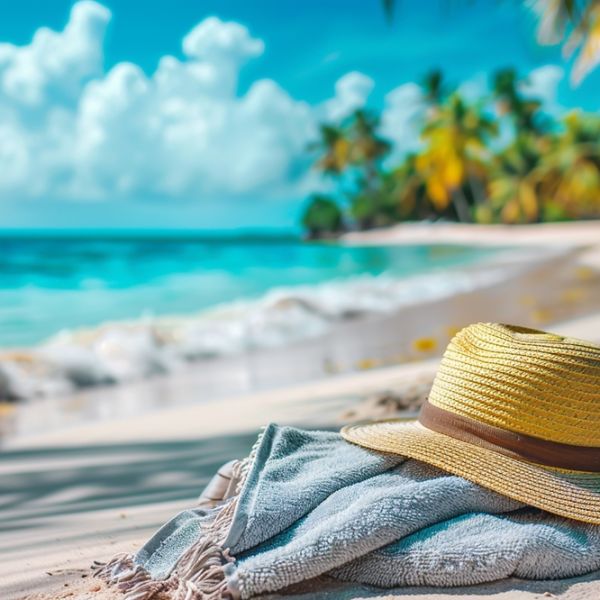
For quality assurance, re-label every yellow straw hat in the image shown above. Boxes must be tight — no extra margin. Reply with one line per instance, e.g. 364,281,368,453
341,323,600,524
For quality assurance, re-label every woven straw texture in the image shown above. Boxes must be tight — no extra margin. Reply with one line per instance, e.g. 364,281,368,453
342,322,600,524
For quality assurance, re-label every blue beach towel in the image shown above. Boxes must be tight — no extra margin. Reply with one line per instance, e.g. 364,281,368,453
95,424,600,599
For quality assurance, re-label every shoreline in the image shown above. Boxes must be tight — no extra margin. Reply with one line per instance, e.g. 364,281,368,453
342,220,600,247
3,220,600,414
4,242,599,443
0,244,536,412
0,242,503,401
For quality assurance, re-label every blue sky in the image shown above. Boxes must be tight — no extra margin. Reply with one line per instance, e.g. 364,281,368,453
0,0,598,231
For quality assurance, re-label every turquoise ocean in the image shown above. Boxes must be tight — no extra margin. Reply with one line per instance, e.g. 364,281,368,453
0,234,494,348
0,233,509,402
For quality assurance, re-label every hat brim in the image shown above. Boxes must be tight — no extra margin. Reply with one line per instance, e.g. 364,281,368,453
341,418,600,524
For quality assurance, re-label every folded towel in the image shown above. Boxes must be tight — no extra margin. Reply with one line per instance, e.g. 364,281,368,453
95,424,600,599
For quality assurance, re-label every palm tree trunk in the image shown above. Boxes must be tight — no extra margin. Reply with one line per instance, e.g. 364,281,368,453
467,174,485,205
452,188,472,222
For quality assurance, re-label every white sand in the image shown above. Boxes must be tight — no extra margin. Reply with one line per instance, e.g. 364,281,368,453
342,220,600,247
6,354,600,600
6,352,600,599
5,326,600,599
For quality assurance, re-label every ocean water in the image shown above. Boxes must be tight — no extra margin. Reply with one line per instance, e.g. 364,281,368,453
0,235,495,349
0,234,511,400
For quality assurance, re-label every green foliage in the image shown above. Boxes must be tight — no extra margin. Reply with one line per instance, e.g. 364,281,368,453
421,69,448,105
301,195,344,238
301,66,600,237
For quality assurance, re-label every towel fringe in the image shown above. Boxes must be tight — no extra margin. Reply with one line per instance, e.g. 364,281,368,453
92,554,151,588
93,426,266,599
94,540,231,600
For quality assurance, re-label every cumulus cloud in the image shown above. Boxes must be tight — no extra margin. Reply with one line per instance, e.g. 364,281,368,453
520,64,564,113
0,2,336,202
380,82,426,161
182,16,264,65
321,71,374,121
0,2,569,206
0,1,109,109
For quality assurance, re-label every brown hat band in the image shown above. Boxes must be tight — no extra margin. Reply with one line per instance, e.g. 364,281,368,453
419,399,600,473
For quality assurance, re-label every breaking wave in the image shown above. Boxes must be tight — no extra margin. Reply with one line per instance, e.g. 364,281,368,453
0,265,510,401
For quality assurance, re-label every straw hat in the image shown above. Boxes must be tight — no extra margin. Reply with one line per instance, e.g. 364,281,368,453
342,323,600,524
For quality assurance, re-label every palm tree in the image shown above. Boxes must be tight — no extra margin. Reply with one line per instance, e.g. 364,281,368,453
348,109,391,183
342,109,393,229
389,154,432,220
421,69,446,106
482,67,558,224
537,111,600,217
492,68,543,134
486,134,546,223
531,0,600,84
309,110,392,230
415,93,497,222
311,124,352,176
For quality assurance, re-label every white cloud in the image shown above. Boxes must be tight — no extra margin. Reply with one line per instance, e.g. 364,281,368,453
520,65,564,113
380,82,425,161
0,1,109,109
322,71,374,121
457,72,488,103
0,3,569,207
182,16,264,64
0,2,338,202
70,46,318,198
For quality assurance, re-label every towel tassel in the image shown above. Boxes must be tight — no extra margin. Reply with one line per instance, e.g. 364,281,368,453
94,426,267,599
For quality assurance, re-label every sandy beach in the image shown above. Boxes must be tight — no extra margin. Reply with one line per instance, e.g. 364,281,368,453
5,334,600,600
3,222,600,600
6,346,600,600
342,220,600,247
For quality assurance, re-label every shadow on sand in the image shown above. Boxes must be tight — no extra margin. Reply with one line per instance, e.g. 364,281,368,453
0,432,258,531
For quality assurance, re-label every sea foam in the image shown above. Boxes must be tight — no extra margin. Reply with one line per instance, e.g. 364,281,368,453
0,264,512,401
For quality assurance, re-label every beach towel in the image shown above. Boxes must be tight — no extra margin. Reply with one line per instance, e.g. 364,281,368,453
95,424,600,599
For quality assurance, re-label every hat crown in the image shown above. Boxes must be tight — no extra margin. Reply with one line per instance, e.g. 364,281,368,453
428,323,600,447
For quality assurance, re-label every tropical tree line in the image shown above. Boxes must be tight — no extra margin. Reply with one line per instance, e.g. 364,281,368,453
301,68,600,238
